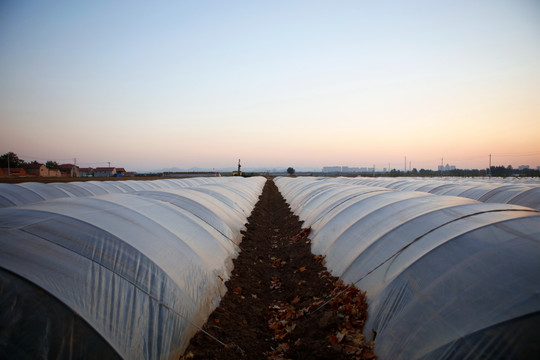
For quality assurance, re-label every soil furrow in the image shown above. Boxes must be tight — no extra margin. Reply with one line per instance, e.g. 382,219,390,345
182,179,375,359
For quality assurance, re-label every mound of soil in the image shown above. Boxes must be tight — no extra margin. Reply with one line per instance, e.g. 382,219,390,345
182,179,376,359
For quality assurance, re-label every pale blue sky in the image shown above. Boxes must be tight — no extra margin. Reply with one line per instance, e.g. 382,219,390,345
1,0,539,171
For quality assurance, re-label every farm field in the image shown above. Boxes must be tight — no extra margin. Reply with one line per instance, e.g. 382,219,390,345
1,175,539,359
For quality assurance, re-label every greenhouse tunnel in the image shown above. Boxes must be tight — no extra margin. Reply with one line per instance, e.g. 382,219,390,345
275,176,540,360
0,177,265,359
333,176,540,210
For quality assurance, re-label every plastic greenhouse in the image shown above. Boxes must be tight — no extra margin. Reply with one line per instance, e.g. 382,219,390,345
0,177,265,359
332,176,540,210
275,176,540,359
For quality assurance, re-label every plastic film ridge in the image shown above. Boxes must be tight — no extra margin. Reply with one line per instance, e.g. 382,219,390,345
0,176,265,359
275,176,540,360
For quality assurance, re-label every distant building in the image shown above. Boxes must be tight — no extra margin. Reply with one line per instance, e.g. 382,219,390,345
79,168,94,177
22,163,67,177
94,167,117,177
342,166,363,173
518,165,530,170
322,166,375,173
25,163,48,177
115,168,127,177
438,164,456,171
322,166,342,173
58,164,80,177
48,168,62,177
2,168,26,176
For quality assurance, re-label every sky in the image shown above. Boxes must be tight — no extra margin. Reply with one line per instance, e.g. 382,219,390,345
1,0,539,172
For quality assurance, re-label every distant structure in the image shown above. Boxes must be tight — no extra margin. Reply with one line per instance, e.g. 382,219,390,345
25,163,48,177
438,164,456,171
79,168,93,177
58,164,80,177
518,165,530,170
0,152,132,178
232,159,242,176
94,167,117,177
322,166,342,173
322,166,373,173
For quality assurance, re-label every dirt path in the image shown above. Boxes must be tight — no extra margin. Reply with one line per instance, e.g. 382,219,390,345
183,179,375,359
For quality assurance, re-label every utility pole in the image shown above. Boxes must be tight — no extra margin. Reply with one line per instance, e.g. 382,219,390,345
71,158,77,177
404,156,407,172
237,159,241,175
488,154,492,178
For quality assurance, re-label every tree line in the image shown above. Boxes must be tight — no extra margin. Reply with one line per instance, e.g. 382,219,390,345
384,165,539,178
0,152,60,169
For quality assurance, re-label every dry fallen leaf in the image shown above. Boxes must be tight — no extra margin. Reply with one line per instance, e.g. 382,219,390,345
232,286,242,295
290,296,301,305
270,277,282,290
329,334,339,345
272,258,285,267
290,227,311,242
297,307,310,317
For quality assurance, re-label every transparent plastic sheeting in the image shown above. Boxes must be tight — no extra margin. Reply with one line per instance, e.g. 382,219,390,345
275,177,540,360
0,177,262,208
331,176,540,210
0,176,265,359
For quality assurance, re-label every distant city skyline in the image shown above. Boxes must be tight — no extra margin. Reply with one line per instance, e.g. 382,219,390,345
1,1,539,172
4,148,540,174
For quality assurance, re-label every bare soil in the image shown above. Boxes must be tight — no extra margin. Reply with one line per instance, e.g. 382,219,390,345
182,179,376,359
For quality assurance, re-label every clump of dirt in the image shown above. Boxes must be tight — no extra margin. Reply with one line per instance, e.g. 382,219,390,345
182,179,376,359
